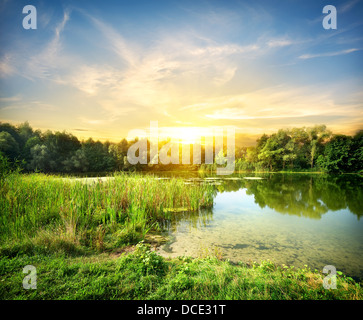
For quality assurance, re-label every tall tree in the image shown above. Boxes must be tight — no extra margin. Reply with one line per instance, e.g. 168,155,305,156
258,134,284,171
307,125,331,169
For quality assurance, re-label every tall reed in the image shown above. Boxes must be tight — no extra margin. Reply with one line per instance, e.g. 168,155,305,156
0,172,216,252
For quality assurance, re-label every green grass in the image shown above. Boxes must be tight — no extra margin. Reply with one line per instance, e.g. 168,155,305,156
1,243,361,300
0,172,362,300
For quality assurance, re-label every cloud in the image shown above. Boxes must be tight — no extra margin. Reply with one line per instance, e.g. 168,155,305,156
267,38,294,48
23,9,71,80
0,95,21,102
176,85,362,131
340,0,360,13
189,43,260,56
0,54,15,77
0,99,56,112
0,8,72,82
68,65,119,95
205,108,322,120
88,16,139,67
79,117,106,125
62,13,264,118
298,48,360,59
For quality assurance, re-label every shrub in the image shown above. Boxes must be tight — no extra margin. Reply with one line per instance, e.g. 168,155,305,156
117,242,167,277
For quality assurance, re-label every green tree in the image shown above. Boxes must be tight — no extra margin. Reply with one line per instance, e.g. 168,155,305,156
283,138,297,169
258,133,285,170
307,125,331,169
289,127,310,169
28,144,54,172
109,138,129,170
22,136,42,166
41,131,81,172
62,149,89,172
82,138,115,172
18,121,34,144
317,135,353,173
245,146,258,169
351,130,363,172
0,131,20,160
0,122,22,148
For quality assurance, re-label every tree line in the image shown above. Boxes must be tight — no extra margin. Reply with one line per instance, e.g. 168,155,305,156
0,122,362,174
231,125,363,173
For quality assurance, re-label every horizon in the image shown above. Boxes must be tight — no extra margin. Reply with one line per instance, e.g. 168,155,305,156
1,0,363,145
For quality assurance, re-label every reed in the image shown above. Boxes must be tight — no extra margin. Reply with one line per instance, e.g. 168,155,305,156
0,172,216,254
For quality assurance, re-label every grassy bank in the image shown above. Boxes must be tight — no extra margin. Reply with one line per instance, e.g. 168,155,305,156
1,172,362,300
1,243,361,300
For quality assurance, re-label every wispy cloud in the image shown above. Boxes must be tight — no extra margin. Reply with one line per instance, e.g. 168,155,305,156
189,43,260,56
267,38,294,48
88,15,139,67
0,54,15,77
178,84,362,128
67,65,120,95
23,9,71,80
0,94,21,102
299,48,360,59
340,0,360,13
79,117,107,126
0,99,56,112
72,128,89,132
62,13,265,117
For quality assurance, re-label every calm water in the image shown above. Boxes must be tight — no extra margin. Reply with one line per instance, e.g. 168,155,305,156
155,173,363,280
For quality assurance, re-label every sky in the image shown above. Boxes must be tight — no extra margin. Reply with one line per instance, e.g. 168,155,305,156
0,0,362,145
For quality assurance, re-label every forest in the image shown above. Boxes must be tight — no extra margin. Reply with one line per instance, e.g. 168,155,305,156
0,121,362,174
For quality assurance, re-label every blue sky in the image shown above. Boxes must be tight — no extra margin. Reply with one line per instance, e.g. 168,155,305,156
0,0,362,143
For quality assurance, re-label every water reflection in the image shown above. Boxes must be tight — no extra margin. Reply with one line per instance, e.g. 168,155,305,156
151,172,363,221
156,173,363,279
203,174,363,220
161,207,214,232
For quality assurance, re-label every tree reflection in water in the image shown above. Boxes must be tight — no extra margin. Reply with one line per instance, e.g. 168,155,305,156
213,174,363,220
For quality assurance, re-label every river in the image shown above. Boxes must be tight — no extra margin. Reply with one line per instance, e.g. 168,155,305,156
153,172,363,280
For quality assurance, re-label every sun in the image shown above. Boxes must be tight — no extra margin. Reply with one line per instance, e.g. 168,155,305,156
160,127,212,145
178,127,204,144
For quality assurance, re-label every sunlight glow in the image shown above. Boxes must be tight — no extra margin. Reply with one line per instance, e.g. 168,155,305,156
159,127,215,144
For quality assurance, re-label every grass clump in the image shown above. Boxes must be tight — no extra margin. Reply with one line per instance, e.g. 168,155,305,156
117,241,167,277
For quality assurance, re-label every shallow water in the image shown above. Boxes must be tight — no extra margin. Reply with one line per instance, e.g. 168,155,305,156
156,173,363,280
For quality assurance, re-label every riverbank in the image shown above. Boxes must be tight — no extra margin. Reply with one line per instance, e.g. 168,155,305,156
1,242,362,300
